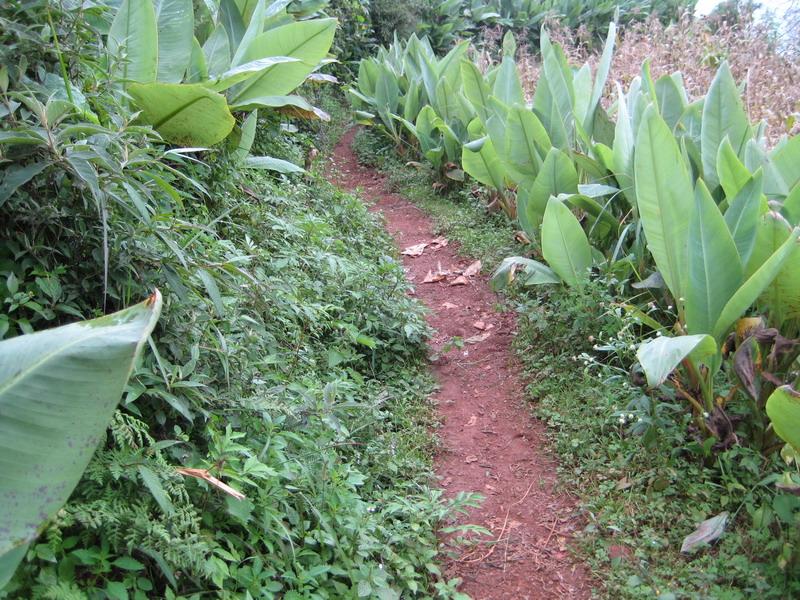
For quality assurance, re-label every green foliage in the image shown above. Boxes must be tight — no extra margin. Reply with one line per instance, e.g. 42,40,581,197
0,3,471,597
0,293,162,586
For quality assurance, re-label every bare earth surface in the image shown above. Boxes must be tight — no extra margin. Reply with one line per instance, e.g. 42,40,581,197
330,129,592,599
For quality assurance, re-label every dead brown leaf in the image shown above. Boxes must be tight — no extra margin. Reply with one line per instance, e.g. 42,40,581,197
465,332,492,344
423,271,446,283
429,236,449,249
463,260,482,277
465,455,479,464
442,302,459,309
466,415,477,427
176,468,246,500
401,242,427,257
450,275,469,286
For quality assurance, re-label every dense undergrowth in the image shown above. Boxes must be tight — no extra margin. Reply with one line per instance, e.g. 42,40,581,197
353,126,800,598
0,2,479,597
2,115,472,599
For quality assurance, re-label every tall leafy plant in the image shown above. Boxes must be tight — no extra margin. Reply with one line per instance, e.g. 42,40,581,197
0,292,162,587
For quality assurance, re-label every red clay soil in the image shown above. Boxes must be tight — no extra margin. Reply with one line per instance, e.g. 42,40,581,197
329,129,592,599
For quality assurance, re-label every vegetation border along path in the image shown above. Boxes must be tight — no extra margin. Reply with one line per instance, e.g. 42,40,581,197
330,128,591,599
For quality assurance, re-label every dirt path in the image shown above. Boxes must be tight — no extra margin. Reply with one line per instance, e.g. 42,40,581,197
330,129,591,599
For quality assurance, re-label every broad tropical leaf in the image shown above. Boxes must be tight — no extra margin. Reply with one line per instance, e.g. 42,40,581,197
490,256,560,290
203,24,233,78
713,225,800,339
541,197,592,288
243,155,304,173
637,334,717,388
229,18,336,105
634,106,693,302
517,148,577,238
108,0,158,84
0,292,162,583
701,62,752,192
504,107,551,183
766,386,800,452
686,181,743,338
129,83,235,146
154,0,194,82
724,171,764,265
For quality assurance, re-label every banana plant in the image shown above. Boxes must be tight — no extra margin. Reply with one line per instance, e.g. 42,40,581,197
108,0,337,147
634,106,800,425
492,196,593,290
0,292,162,588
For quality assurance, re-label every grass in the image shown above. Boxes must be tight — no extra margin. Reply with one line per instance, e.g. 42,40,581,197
351,126,800,599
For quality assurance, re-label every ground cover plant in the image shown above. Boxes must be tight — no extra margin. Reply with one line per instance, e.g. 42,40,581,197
0,1,478,597
350,7,800,593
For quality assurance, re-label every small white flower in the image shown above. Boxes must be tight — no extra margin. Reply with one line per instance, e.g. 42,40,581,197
679,297,685,302
667,305,673,310
703,412,710,419
656,331,663,337
628,413,634,419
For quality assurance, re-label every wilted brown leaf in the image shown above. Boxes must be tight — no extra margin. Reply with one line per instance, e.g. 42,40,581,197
463,260,482,277
402,242,428,257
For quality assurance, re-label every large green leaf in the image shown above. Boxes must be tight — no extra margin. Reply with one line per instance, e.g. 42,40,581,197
634,106,693,302
541,197,592,288
637,334,717,388
154,0,194,82
766,385,800,452
517,147,577,238
108,0,158,84
504,107,551,183
612,83,635,202
229,18,336,105
539,30,574,141
208,56,300,92
243,155,304,173
219,0,246,51
462,133,505,194
231,0,267,67
490,256,560,290
701,62,752,192
716,137,752,200
129,83,235,146
203,24,232,79
746,213,800,329
713,225,800,339
492,56,524,108
0,292,162,582
765,135,800,197
654,74,687,131
585,21,615,136
686,181,743,338
724,170,764,265
461,60,491,123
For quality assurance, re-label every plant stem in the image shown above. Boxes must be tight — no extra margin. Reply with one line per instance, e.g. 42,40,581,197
46,2,75,106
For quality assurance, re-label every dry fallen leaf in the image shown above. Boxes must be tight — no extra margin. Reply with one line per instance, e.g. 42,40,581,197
176,468,246,500
465,332,491,344
473,321,486,330
463,260,482,277
515,231,531,244
401,242,427,257
442,302,459,309
465,455,479,464
429,236,449,249
423,271,446,283
466,415,477,427
450,275,469,286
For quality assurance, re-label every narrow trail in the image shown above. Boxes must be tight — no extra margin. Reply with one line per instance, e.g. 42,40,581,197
330,129,591,599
